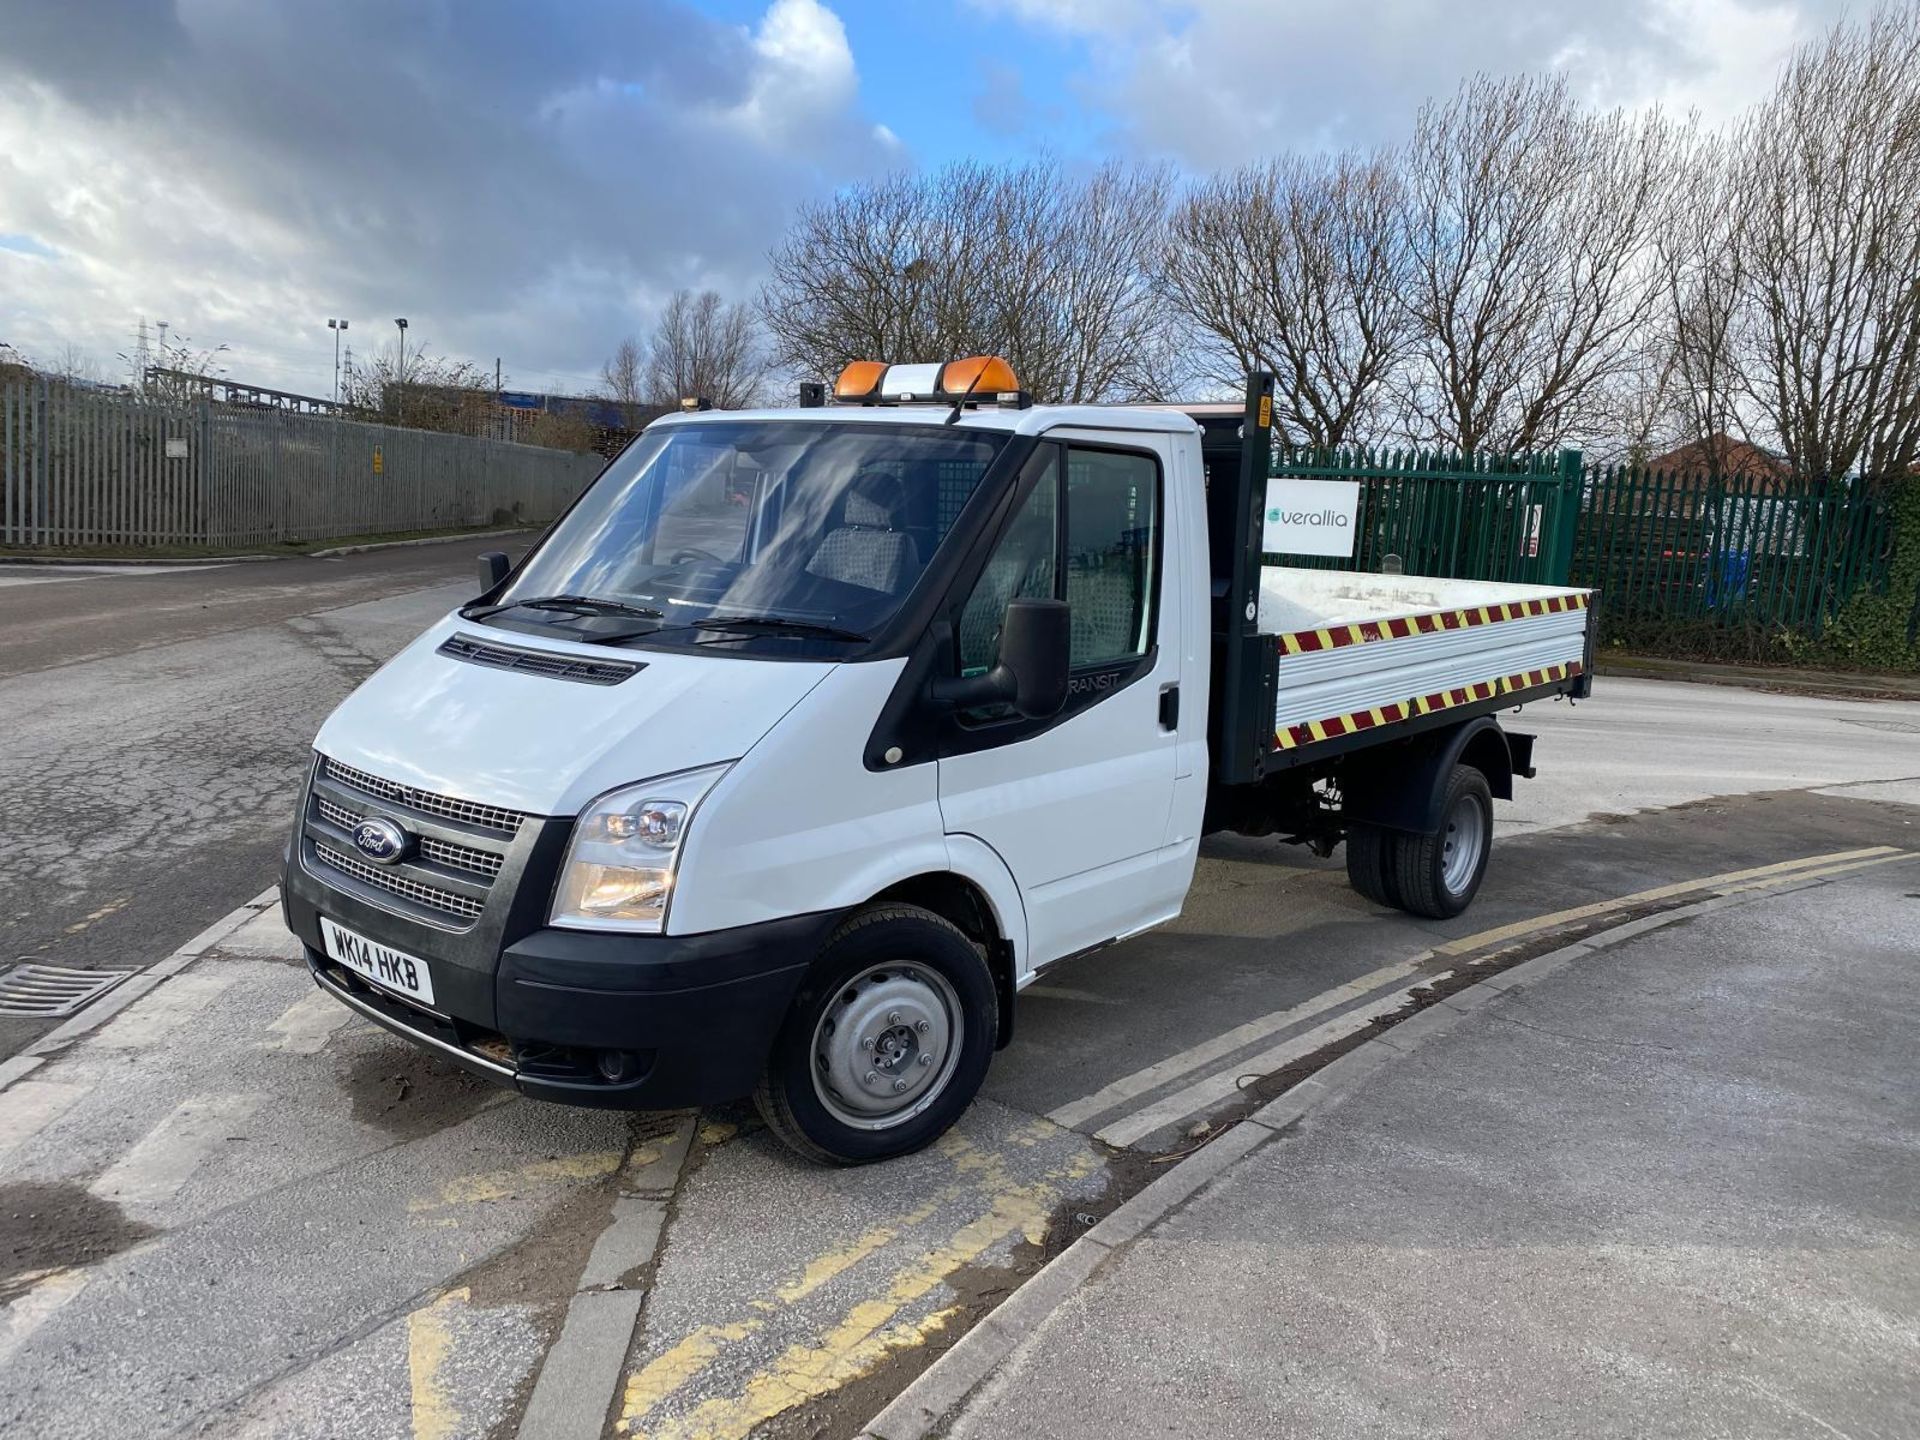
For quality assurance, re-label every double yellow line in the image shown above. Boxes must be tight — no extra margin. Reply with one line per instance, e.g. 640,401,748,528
618,1126,1095,1440
1434,845,1912,959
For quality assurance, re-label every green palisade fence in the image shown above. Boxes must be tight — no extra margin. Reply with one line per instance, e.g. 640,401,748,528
1266,446,1583,587
1261,441,1915,665
1572,466,1903,658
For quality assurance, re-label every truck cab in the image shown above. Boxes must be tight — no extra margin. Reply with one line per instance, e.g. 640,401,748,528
283,358,1591,1162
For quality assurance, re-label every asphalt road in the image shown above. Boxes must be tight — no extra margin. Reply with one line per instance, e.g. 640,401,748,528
0,545,519,1061
2,553,1919,1439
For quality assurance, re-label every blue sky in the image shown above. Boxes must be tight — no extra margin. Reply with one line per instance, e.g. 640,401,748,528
0,0,1842,398
685,0,1099,166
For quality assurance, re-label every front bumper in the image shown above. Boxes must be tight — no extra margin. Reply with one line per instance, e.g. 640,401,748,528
284,840,836,1109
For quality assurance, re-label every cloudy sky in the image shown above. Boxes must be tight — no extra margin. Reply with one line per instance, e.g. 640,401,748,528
0,0,1845,399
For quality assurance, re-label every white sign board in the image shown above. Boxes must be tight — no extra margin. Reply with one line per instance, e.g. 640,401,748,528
164,437,189,460
1263,478,1361,557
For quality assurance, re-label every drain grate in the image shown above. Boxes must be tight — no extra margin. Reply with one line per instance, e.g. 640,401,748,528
0,963,136,1018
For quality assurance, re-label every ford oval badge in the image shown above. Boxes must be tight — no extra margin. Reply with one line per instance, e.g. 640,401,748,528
352,816,410,865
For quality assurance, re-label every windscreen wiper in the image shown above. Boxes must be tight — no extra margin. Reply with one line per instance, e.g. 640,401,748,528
692,614,870,642
469,594,664,621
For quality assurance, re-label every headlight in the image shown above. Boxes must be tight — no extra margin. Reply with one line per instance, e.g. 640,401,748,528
550,764,731,932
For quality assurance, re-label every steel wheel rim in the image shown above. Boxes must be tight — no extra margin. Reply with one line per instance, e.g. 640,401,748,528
810,962,964,1132
1440,791,1487,896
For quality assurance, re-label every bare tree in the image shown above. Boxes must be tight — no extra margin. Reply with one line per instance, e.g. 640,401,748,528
762,158,1174,403
1162,152,1413,446
994,160,1177,403
1396,75,1682,454
1635,127,1748,474
48,342,105,388
344,340,494,433
641,290,771,410
764,170,959,378
1724,3,1920,486
599,337,645,423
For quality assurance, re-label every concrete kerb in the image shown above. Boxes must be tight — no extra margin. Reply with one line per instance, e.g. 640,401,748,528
3,886,282,1085
517,1117,698,1440
855,874,1867,1440
306,527,536,558
0,552,283,565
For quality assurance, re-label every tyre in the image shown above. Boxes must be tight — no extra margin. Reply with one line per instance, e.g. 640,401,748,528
1387,764,1494,919
1344,821,1400,908
754,903,997,1165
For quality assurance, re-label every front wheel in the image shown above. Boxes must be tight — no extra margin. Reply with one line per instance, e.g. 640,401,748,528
754,904,997,1165
1387,764,1494,919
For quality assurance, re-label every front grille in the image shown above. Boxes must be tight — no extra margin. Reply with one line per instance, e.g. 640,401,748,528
438,632,643,686
313,841,486,922
315,795,504,878
323,757,526,836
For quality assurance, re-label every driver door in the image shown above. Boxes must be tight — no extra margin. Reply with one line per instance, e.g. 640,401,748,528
936,436,1185,969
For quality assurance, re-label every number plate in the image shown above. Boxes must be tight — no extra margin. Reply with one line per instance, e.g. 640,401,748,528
320,917,436,1007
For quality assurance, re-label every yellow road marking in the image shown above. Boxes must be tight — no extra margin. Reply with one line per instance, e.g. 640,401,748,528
654,1304,962,1440
619,1141,994,1426
406,1286,468,1440
1717,850,1918,892
408,1151,623,1213
1434,847,1901,957
1008,1113,1068,1147
64,896,130,935
617,1139,1095,1436
619,1319,766,1423
775,1209,932,1305
627,1137,675,1170
641,1155,1098,1440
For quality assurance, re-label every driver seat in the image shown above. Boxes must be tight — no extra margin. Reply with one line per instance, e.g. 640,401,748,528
807,477,920,595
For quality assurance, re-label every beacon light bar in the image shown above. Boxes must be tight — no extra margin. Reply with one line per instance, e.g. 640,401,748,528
831,356,1025,407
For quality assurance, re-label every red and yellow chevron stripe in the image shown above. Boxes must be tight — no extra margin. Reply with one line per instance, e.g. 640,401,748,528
1274,659,1584,752
1275,591,1589,658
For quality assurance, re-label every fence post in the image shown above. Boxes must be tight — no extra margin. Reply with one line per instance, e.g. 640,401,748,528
31,376,50,545
1550,448,1583,586
196,398,213,544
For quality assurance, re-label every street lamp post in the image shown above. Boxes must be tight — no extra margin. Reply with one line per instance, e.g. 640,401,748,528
394,318,409,424
327,319,349,406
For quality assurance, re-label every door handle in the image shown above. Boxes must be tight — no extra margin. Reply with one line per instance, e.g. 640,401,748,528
1158,683,1179,731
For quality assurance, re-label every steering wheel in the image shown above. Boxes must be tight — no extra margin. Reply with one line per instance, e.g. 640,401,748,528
669,547,726,566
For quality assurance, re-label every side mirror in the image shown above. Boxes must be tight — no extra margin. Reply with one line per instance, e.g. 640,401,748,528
477,551,510,595
933,597,1070,720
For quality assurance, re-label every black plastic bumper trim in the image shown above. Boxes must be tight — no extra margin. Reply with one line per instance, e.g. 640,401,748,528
310,962,512,1080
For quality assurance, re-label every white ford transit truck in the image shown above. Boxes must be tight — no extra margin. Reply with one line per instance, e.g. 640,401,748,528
284,359,1594,1163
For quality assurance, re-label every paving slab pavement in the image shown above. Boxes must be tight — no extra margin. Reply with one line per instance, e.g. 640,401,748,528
924,860,1920,1440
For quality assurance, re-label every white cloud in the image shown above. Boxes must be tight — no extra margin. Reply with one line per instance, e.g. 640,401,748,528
0,0,891,395
733,0,861,144
973,0,1842,166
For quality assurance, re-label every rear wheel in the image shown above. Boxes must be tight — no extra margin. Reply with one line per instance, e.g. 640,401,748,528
754,904,997,1165
1344,821,1400,908
1387,764,1494,919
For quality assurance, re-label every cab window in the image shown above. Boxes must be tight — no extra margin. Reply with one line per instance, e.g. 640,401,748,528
957,443,1160,681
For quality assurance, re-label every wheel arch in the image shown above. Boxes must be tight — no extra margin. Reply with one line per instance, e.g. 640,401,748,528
1341,716,1514,834
866,855,1023,1050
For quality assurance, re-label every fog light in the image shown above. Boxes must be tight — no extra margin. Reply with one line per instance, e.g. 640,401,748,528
596,1049,638,1083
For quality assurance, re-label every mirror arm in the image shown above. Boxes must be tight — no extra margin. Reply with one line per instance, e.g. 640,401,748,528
929,666,1015,711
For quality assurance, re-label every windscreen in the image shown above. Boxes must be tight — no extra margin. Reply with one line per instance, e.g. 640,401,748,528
493,421,1008,652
